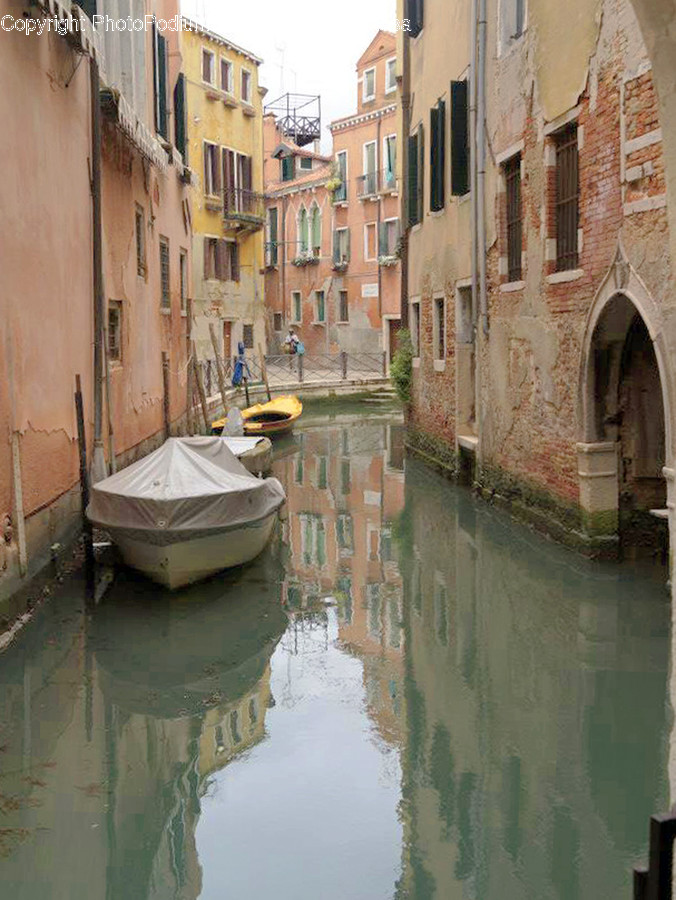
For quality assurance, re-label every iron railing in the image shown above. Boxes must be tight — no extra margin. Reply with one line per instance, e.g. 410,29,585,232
356,169,398,198
197,351,389,398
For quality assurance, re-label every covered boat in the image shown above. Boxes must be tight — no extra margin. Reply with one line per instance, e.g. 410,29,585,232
222,436,273,474
87,437,286,589
212,395,303,438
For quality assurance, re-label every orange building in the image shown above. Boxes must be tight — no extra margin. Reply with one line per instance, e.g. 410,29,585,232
329,30,402,364
0,0,191,616
263,32,402,361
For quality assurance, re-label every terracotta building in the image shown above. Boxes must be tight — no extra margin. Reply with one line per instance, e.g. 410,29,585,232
400,0,673,557
263,113,336,355
264,31,402,361
329,30,402,363
181,19,267,365
0,0,191,614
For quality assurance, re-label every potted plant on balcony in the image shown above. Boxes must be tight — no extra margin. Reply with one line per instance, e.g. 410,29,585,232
292,251,319,267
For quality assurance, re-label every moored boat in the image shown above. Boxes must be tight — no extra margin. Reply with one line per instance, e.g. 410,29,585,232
87,437,285,589
222,436,273,474
212,395,303,438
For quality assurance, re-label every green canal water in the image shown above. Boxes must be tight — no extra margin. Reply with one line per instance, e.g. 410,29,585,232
0,413,671,899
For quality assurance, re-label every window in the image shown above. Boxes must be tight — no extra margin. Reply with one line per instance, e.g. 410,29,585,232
310,204,321,256
364,223,377,261
456,285,473,344
174,74,187,159
334,151,348,202
135,205,146,276
204,238,239,281
379,219,400,258
411,300,421,355
385,58,397,93
315,291,326,323
242,324,254,348
434,297,446,359
555,125,579,271
108,300,122,362
337,514,354,551
340,458,351,494
179,249,188,313
274,312,283,332
451,81,469,196
298,207,309,254
267,207,278,266
384,135,397,190
408,124,424,225
333,227,350,264
363,67,376,101
339,290,349,323
300,156,313,170
317,457,328,490
202,49,215,85
292,291,302,323
363,141,377,195
281,155,295,182
241,68,252,104
505,155,522,281
430,99,446,211
159,237,170,308
221,58,233,94
153,26,168,138
500,0,526,51
405,0,424,36
204,142,221,196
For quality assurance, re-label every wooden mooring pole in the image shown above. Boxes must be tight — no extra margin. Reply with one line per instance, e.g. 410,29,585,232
209,323,229,416
192,341,210,433
258,343,272,402
162,351,171,440
75,374,95,593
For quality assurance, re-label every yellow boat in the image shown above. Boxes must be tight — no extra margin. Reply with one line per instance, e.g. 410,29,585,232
212,395,303,438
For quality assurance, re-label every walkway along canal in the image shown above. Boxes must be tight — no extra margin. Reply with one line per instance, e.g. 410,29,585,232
0,410,670,899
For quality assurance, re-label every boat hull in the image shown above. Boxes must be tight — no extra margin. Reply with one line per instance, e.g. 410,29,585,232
110,512,278,590
234,438,273,472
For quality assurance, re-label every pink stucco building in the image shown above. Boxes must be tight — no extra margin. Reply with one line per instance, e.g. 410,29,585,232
0,0,191,615
263,32,402,361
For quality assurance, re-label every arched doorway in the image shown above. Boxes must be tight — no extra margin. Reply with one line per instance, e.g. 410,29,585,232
584,292,668,555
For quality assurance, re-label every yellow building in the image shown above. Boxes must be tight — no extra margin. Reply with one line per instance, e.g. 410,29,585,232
181,18,267,366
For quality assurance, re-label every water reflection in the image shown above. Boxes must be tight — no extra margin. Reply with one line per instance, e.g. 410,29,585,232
0,417,670,899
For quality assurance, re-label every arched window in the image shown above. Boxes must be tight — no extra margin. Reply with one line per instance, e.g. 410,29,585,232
310,204,322,256
298,207,309,254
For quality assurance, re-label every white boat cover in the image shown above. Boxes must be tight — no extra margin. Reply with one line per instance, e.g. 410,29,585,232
222,437,267,456
87,437,285,537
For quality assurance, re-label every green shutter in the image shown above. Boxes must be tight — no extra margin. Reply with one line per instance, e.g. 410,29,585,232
408,132,419,227
333,231,340,264
430,105,439,211
269,208,278,265
173,73,187,160
378,222,388,257
451,81,469,196
346,227,351,261
155,32,168,138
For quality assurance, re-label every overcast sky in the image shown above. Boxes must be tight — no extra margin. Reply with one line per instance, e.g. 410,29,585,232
181,0,397,151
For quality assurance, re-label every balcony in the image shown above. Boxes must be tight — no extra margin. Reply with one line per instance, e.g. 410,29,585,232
223,188,265,232
356,169,398,200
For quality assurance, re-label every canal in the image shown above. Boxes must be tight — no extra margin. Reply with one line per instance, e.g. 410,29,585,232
0,412,671,898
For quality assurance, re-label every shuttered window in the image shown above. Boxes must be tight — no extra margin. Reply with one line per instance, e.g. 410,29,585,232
282,155,295,182
268,208,278,266
173,73,187,160
405,0,424,37
505,155,522,281
153,27,168,139
451,81,469,196
204,143,221,196
159,237,170,308
339,291,349,323
204,238,239,282
430,99,446,211
408,125,424,226
555,125,579,271
333,228,350,264
242,324,254,349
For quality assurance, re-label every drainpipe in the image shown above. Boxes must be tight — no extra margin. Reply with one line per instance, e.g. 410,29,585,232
477,0,489,337
90,57,107,483
470,0,479,330
400,24,410,329
377,115,383,321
